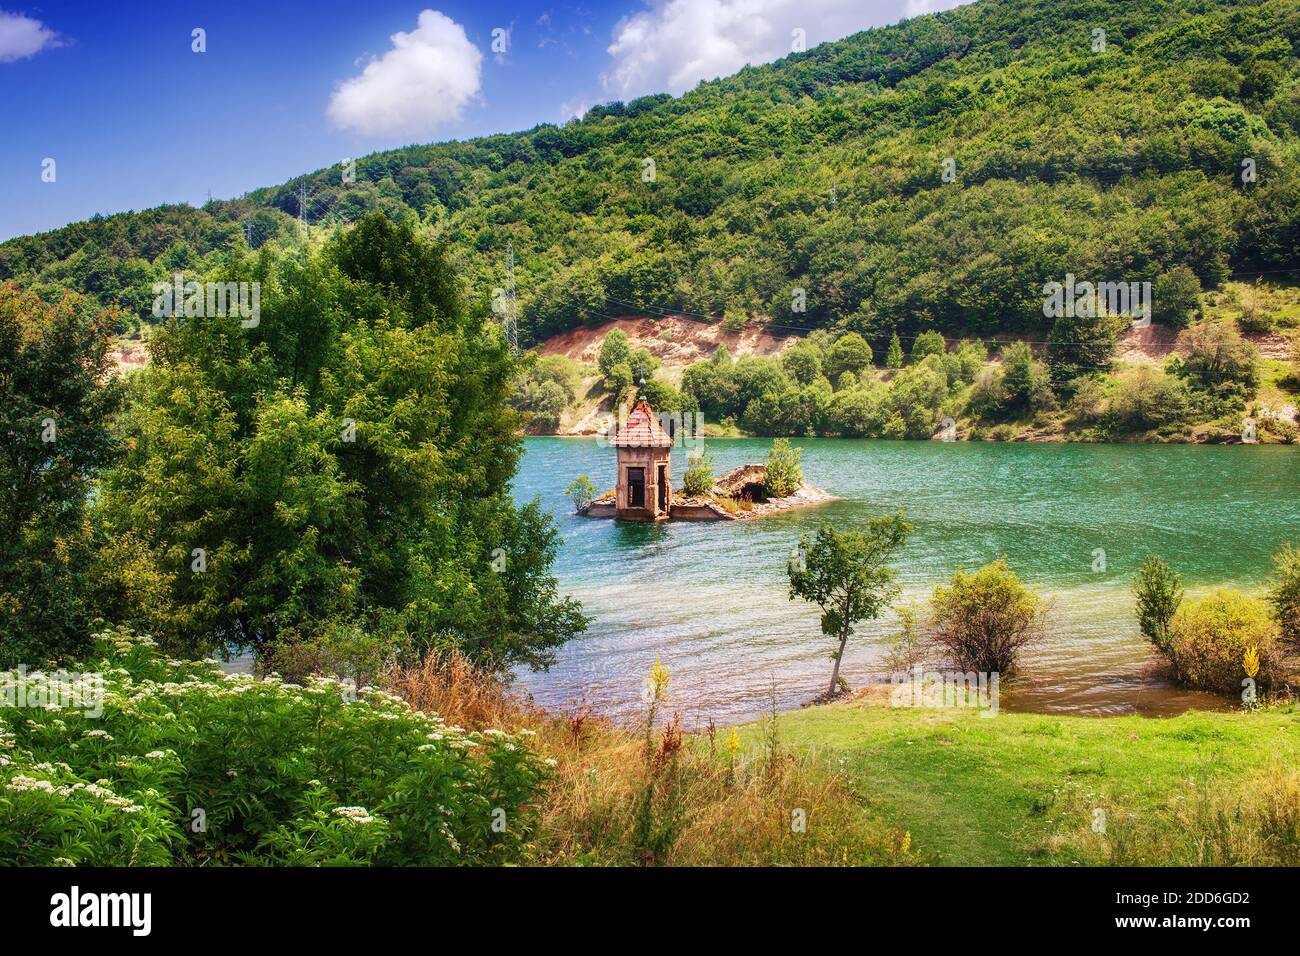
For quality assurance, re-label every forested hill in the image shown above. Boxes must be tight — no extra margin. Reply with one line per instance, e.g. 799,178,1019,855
2,0,1298,351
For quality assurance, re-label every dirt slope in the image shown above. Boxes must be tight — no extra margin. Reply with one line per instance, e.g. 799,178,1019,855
537,315,799,371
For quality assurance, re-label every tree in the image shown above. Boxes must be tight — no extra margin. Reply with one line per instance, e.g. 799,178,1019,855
763,438,802,497
97,213,586,669
1178,320,1259,392
564,475,598,511
782,344,823,385
0,285,123,665
598,328,631,383
1046,310,1118,389
1000,341,1052,416
1166,590,1278,693
826,333,872,380
928,558,1047,675
1133,556,1183,653
788,515,912,696
885,332,904,369
909,330,946,364
1153,266,1202,329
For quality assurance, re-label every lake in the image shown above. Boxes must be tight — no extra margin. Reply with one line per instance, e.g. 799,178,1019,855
511,437,1300,725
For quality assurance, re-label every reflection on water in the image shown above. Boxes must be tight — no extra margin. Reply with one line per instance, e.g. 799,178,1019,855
512,438,1299,725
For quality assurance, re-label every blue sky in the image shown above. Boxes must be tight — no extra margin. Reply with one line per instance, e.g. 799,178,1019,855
0,0,960,241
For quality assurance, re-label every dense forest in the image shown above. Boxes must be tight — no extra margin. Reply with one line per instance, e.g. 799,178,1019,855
2,0,1297,355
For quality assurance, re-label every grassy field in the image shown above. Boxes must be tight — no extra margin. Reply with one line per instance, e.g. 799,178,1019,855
747,693,1300,866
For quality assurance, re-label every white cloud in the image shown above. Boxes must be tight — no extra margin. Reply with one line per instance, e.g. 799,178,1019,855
0,10,61,63
327,9,482,137
602,0,965,99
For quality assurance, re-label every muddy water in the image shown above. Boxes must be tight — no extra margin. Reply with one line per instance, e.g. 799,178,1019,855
512,438,1299,725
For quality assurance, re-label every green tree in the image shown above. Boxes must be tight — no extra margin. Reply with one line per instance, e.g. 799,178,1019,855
909,330,946,364
826,333,872,380
97,213,586,669
598,328,631,382
1046,310,1119,389
763,438,802,497
1153,266,1202,329
1133,556,1183,653
1000,341,1051,416
788,515,912,696
0,285,123,665
782,344,823,385
885,332,904,369
1177,320,1259,392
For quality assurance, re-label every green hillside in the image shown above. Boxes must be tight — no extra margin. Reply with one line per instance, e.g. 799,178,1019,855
1,0,1297,354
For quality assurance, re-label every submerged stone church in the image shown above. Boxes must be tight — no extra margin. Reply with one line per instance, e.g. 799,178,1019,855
610,398,674,521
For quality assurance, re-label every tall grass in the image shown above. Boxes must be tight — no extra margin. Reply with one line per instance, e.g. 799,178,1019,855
1060,761,1300,865
384,652,912,866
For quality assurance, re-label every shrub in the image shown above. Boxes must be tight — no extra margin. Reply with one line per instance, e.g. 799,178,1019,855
1110,366,1190,431
1269,544,1300,648
0,627,547,866
682,447,715,497
928,558,1047,675
565,475,598,511
1165,590,1278,693
763,438,802,498
1238,304,1276,335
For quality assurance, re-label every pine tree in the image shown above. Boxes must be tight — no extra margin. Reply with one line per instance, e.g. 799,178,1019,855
885,332,904,369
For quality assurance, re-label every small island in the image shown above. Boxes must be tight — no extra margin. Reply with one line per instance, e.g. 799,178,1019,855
577,398,837,522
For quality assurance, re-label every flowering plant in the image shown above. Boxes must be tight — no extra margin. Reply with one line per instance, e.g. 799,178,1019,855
0,626,546,866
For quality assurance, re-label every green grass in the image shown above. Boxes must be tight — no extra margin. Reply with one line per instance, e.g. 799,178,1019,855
743,697,1300,865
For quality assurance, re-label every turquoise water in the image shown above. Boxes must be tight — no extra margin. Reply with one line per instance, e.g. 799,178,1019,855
512,438,1299,724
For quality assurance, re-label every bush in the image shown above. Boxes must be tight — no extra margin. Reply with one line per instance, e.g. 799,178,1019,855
1165,590,1278,693
682,447,715,497
1110,366,1191,432
1238,304,1276,335
564,475,598,511
763,438,802,498
928,558,1047,675
0,627,547,865
1269,544,1300,648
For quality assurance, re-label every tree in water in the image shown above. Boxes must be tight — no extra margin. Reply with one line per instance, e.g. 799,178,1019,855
788,514,912,696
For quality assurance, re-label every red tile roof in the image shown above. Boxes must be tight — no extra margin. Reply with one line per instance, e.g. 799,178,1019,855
611,399,675,448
